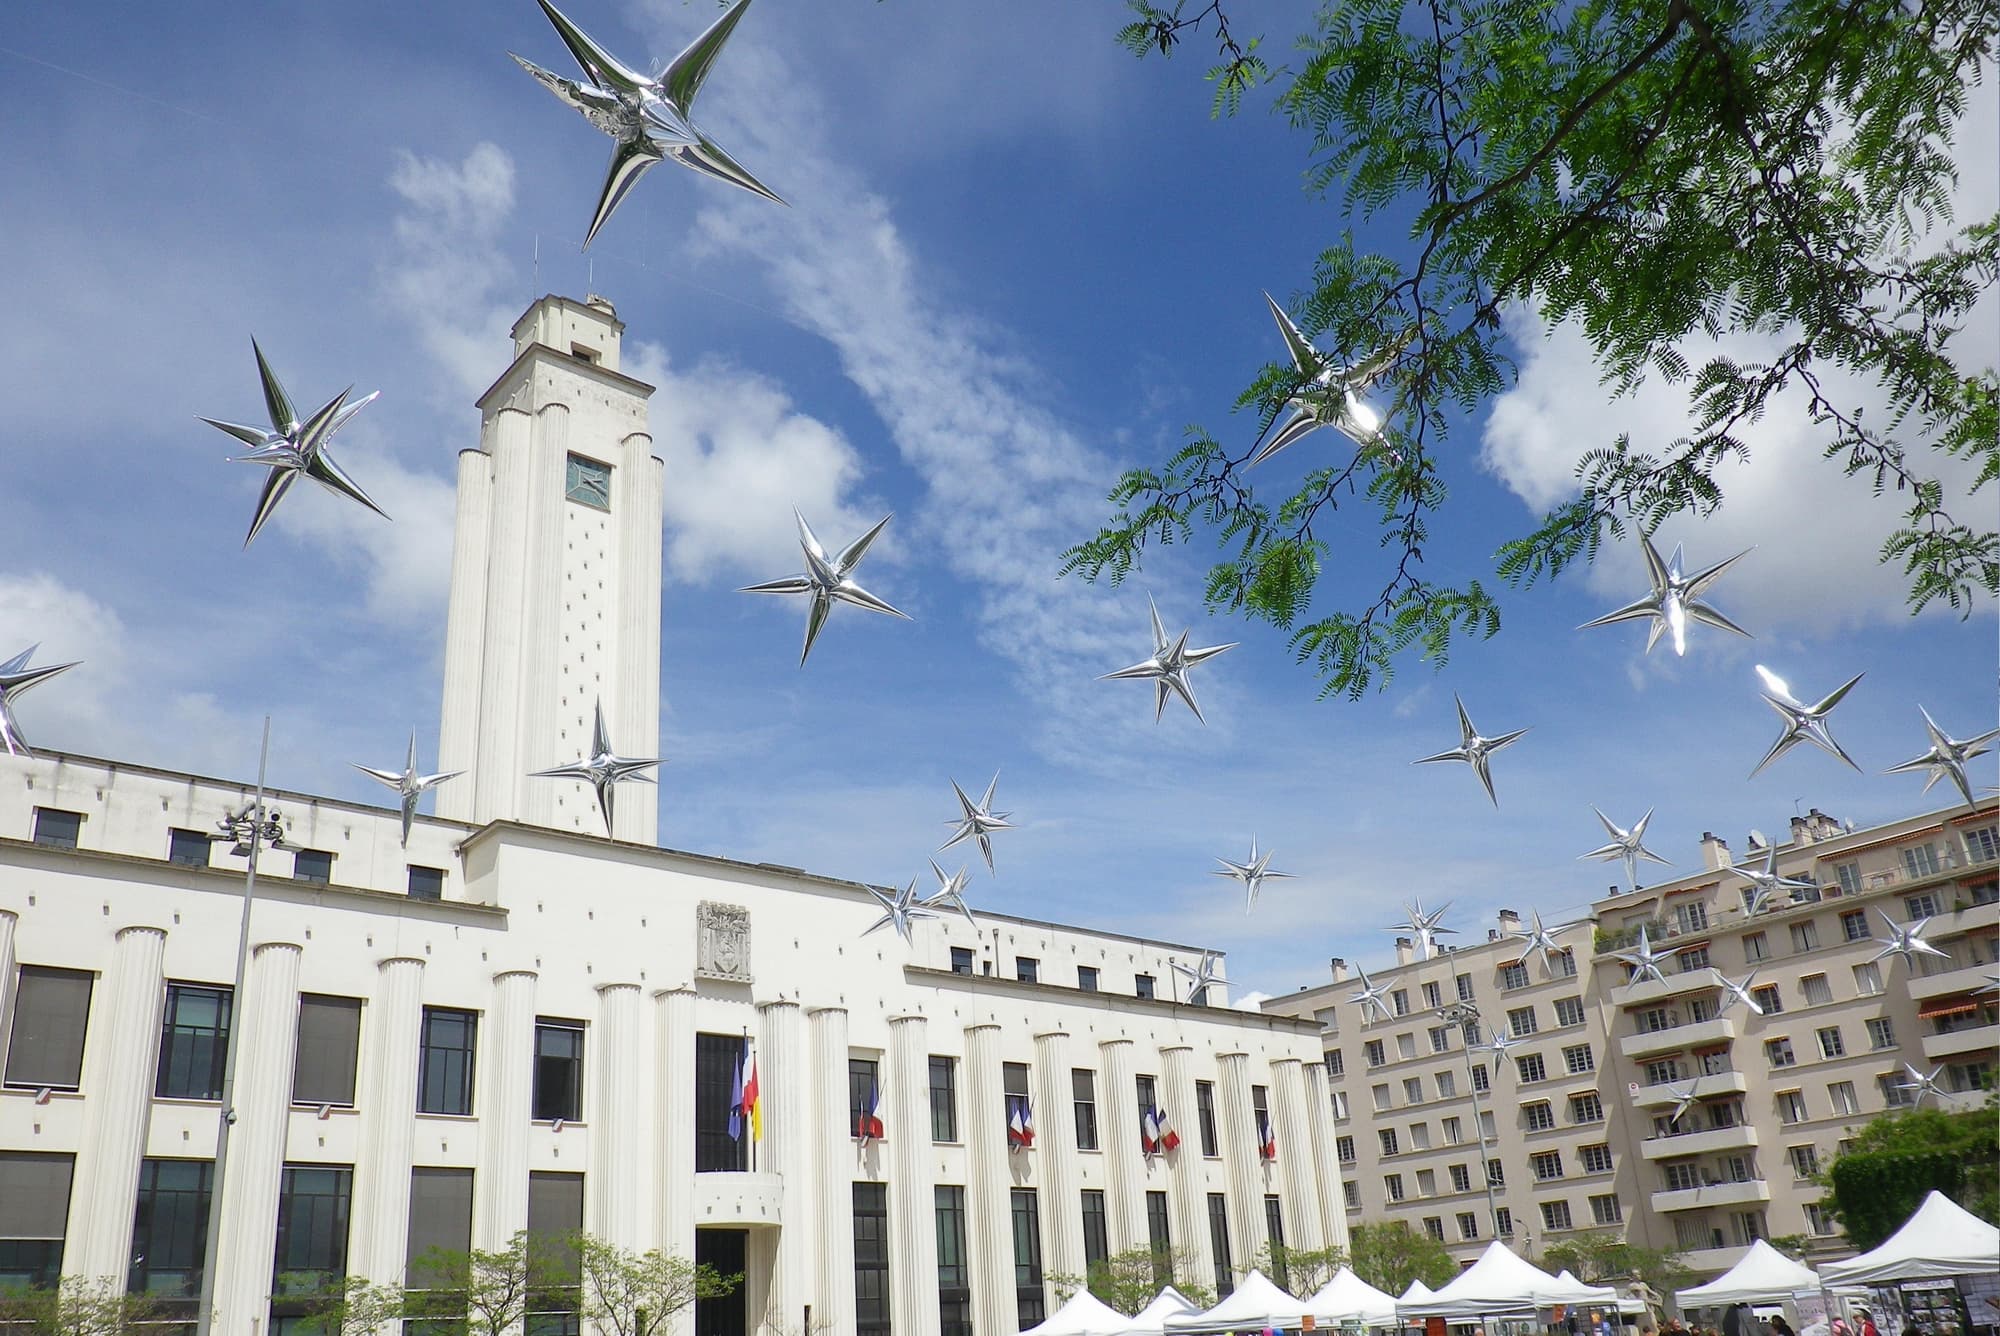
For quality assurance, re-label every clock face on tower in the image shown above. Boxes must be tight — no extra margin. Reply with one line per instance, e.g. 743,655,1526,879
565,453,612,511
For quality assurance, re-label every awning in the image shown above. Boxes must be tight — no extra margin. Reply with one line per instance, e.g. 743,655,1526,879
1918,998,1983,1019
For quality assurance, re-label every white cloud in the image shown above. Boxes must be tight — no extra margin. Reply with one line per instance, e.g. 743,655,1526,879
1231,989,1273,1012
263,442,459,624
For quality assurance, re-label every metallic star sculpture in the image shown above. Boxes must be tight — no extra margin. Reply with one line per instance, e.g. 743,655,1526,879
1612,924,1671,987
1897,1062,1949,1107
861,877,939,945
1975,967,2000,998
741,512,908,665
1578,806,1672,891
1099,596,1237,724
1249,292,1408,467
528,699,665,836
1478,1026,1519,1075
1349,965,1392,1023
1172,950,1227,1004
1577,532,1752,656
1884,706,1999,810
1213,839,1294,914
1868,908,1950,973
940,773,1013,872
0,645,79,758
1389,899,1458,959
511,0,783,250
352,733,463,848
1714,969,1765,1018
1750,665,1864,777
201,341,386,547
1731,845,1818,917
921,858,978,930
1661,1077,1705,1128
1507,910,1566,977
1414,696,1529,806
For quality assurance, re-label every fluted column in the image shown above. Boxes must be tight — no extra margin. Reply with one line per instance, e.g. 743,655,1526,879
212,941,303,1336
655,986,698,1319
475,969,538,1247
435,448,492,819
1269,1058,1324,1252
1158,1046,1213,1292
613,446,663,847
887,1015,941,1336
1301,1062,1350,1252
1214,1053,1263,1283
471,407,531,825
65,923,168,1280
351,957,427,1285
518,402,566,829
808,1007,856,1336
1096,1038,1148,1253
0,911,17,1070
591,984,645,1246
962,1023,1015,1336
1032,1031,1083,1284
758,1001,813,1335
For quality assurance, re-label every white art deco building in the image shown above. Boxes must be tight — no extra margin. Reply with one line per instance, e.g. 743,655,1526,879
0,296,1348,1336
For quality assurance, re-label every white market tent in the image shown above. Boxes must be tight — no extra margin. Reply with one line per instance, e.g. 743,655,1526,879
1399,1279,1436,1306
1306,1267,1400,1326
1122,1287,1200,1334
1675,1240,1823,1307
1554,1271,1647,1315
1023,1288,1133,1336
1399,1241,1619,1320
1820,1190,2000,1287
1163,1270,1315,1333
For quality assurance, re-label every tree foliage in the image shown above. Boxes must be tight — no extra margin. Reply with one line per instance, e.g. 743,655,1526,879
0,1278,163,1336
1346,1221,1459,1294
1820,1095,2000,1248
1070,0,2000,697
571,1233,738,1336
280,1274,409,1336
407,1231,568,1336
1050,1248,1215,1315
1537,1230,1693,1303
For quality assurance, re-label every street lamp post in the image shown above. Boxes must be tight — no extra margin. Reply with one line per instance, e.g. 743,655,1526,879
1436,1000,1504,1239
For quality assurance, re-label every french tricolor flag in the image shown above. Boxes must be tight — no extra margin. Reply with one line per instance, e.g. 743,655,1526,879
1257,1109,1277,1161
1008,1095,1035,1152
856,1083,885,1146
1149,1105,1180,1155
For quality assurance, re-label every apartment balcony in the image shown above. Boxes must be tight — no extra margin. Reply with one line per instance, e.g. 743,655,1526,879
1633,1070,1749,1107
1620,1016,1739,1060
1640,1124,1760,1160
1683,1245,1752,1276
1651,1179,1772,1213
1612,967,1726,1008
1910,958,1997,1001
1922,1021,1999,1062
1932,899,2000,938
693,1171,785,1226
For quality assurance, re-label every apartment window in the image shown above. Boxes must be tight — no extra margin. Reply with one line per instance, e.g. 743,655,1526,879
1379,1128,1400,1156
1865,1017,1895,1050
1806,1203,1838,1236
1458,1211,1479,1240
1734,1211,1768,1245
30,807,81,849
1136,1074,1159,1148
1664,1159,1703,1192
167,828,211,868
1146,1192,1172,1283
1385,1173,1406,1202
1206,1194,1233,1298
1395,1032,1417,1061
1343,1181,1361,1211
418,1007,477,1117
1428,1026,1450,1054
934,1185,970,1336
1495,1207,1514,1237
1442,1115,1462,1145
1570,1092,1604,1124
1524,1101,1555,1132
1776,1090,1808,1124
1851,961,1885,997
1516,1053,1546,1083
1766,1038,1796,1068
1081,1189,1110,1268
1563,1044,1595,1075
1837,909,1869,943
291,849,333,884
1744,931,1769,962
1471,1064,1489,1093
850,1057,883,1140
407,865,445,900
1904,845,1941,879
1392,989,1410,1017
1403,1077,1423,1104
1410,1122,1432,1151
532,1020,585,1123
1480,1110,1496,1140
1326,1051,1344,1078
1500,963,1530,990
0,1151,72,1286
1077,965,1099,992
1753,984,1783,1014
1437,1162,1466,1194
1580,1143,1613,1174
1639,1007,1676,1034
1816,1027,1845,1059
1675,901,1709,933
273,1165,353,1290
1828,1081,1860,1115
1828,859,1861,894
1554,949,1578,978
930,1056,958,1142
1265,1197,1290,1286
1532,1151,1564,1181
1878,1072,1915,1108
1790,920,1820,952
1421,1216,1444,1242
1134,973,1155,999
291,994,362,1108
1436,1070,1456,1098
1541,1200,1573,1232
1365,1039,1387,1067
1011,1188,1046,1326
1678,947,1711,972
4,967,93,1091
1456,973,1475,1002
1801,974,1833,1006
1196,1080,1219,1156
1788,1144,1820,1178
129,1159,213,1309
950,947,974,975
1590,1194,1623,1226
1950,1060,1995,1092
1966,826,2000,863
1423,981,1443,1009
1644,1058,1685,1085
157,983,232,1100
1072,1069,1099,1151
1507,1006,1538,1037
695,1034,750,1172
1002,1061,1030,1128
1013,956,1039,984
1463,1019,1482,1045
853,1182,890,1336
406,1167,473,1287
1330,1136,1354,1167
1550,997,1583,1028
1689,997,1716,1024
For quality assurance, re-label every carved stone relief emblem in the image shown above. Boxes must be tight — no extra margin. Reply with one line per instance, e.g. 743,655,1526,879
696,901,751,981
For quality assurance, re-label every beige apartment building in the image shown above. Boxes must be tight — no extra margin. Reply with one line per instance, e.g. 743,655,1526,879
1264,798,1998,1281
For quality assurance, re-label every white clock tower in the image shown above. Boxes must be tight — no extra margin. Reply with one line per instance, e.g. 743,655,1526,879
435,294,664,843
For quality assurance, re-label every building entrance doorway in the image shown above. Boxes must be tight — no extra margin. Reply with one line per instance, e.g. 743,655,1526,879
694,1228,747,1336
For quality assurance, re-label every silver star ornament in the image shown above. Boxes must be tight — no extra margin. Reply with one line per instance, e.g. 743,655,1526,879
1100,596,1236,724
1896,1062,1948,1107
353,733,463,848
1732,845,1817,917
1662,1076,1705,1128
1478,1026,1520,1075
1578,806,1672,891
1714,969,1765,1018
201,341,386,547
1171,950,1227,1004
528,699,665,836
1612,924,1671,987
939,773,1013,872
742,512,908,665
1577,532,1752,656
862,877,939,945
1349,965,1392,1023
1213,839,1294,914
0,645,79,758
921,859,978,930
511,0,783,250
1414,695,1529,805
1249,292,1408,467
1884,706,1998,810
1391,899,1458,959
1507,909,1566,977
1750,664,1864,777
1868,908,1950,973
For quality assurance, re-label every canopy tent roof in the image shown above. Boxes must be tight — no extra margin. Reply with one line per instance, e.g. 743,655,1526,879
1163,1270,1314,1333
1022,1289,1134,1336
1399,1242,1619,1319
1305,1267,1400,1326
1123,1287,1200,1334
1675,1240,1822,1307
1820,1191,2000,1286
1399,1279,1436,1305
1554,1271,1649,1315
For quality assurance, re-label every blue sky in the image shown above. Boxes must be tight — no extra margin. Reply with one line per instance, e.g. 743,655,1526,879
2,0,1993,1003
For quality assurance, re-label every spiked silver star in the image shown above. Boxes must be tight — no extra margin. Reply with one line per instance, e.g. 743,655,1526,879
0,645,79,758
1896,1062,1948,1107
939,773,1013,872
1249,292,1408,467
528,699,665,836
921,859,978,930
1389,899,1458,959
1975,967,2000,997
1714,969,1765,1018
511,0,783,250
201,341,386,547
1662,1077,1705,1128
1732,845,1818,917
1414,696,1529,806
1478,1026,1520,1075
1507,910,1566,977
1099,595,1236,724
861,877,939,945
1884,706,1998,810
1578,807,1671,891
1577,532,1752,656
1750,665,1864,777
1349,965,1392,1023
1612,924,1671,987
741,512,908,665
1213,839,1294,913
352,733,463,848
1868,908,1950,973
1171,950,1227,1004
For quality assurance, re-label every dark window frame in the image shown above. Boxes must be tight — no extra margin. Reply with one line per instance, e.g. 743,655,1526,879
1011,1187,1046,1326
533,1019,586,1124
167,828,212,869
128,1158,213,1312
853,1182,890,1336
4,965,93,1091
30,807,82,850
1081,1189,1109,1268
929,1055,958,1143
1206,1192,1233,1298
291,849,334,885
408,866,446,900
1195,1080,1219,1157
156,983,232,1101
418,1007,478,1117
1072,1068,1099,1151
935,1184,971,1336
291,994,363,1109
695,1034,749,1172
849,1057,881,1143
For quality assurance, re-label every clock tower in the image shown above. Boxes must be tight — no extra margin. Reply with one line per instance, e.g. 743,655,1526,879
434,294,664,842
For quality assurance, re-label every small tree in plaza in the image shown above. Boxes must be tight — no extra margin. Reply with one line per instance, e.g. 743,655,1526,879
1049,1247,1215,1315
0,1278,162,1336
280,1274,410,1336
1346,1221,1457,1294
405,1231,560,1336
1537,1231,1693,1307
570,1233,738,1336
1248,1241,1348,1296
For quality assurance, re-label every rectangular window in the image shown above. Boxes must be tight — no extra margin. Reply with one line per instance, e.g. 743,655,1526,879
1806,1203,1838,1236
1429,1026,1450,1053
4,966,93,1091
1753,984,1783,1014
1016,957,1039,984
950,947,974,975
1555,949,1579,978
1675,901,1710,933
694,1033,749,1172
1541,1200,1574,1232
1326,1050,1344,1078
406,1167,473,1286
1580,1143,1613,1174
408,866,446,900
1640,1006,1677,1034
1379,1129,1400,1156
1661,1162,1701,1192
291,994,362,1108
1364,1039,1386,1067
1136,1074,1159,1149
156,983,232,1100
1423,982,1442,1009
0,1152,73,1287
533,1020,585,1123
1072,1069,1099,1151
1002,1061,1030,1127
1392,989,1409,1017
1570,1092,1604,1124
1080,1188,1110,1268
1516,1053,1546,1083
1678,946,1711,972
1449,1163,1472,1192
1507,1006,1538,1036
1403,1077,1423,1104
1866,1017,1895,1050
1206,1193,1233,1298
1436,1070,1456,1098
1834,861,1863,894
273,1164,353,1289
1966,826,2000,863
1265,1196,1289,1289
1776,1089,1808,1123
1011,1187,1045,1326
1532,1151,1564,1181
930,1055,958,1143
168,828,211,869
1500,963,1529,990
1790,920,1820,953
1457,973,1475,1002
1397,1033,1417,1061
1744,931,1770,962
1828,1081,1859,1115
1146,1191,1172,1283
30,808,81,850
292,849,334,885
1337,1136,1357,1165
853,1182,889,1336
1077,966,1099,992
1343,1182,1361,1211
1801,974,1833,1006
1563,1044,1595,1075
1554,996,1586,1027
1816,1027,1845,1059
1442,1115,1461,1145
418,1007,477,1117
1495,1207,1513,1237
1410,1122,1431,1151
129,1159,213,1311
1458,1211,1479,1241
1524,1101,1555,1132
1196,1080,1219,1156
850,1057,882,1143
1853,961,1884,996
1590,1194,1623,1226
1879,1072,1915,1108
1839,909,1870,942
1471,1064,1489,1093
935,1185,970,1336
1385,1173,1405,1202
1766,1038,1796,1068
1135,973,1156,999
1903,845,1941,879
1788,1144,1820,1178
